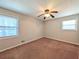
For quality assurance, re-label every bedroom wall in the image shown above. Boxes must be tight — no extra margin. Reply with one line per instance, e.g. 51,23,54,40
44,14,79,45
0,8,43,51
78,15,79,40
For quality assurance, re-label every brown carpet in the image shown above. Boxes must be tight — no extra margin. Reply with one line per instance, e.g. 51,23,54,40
0,37,79,59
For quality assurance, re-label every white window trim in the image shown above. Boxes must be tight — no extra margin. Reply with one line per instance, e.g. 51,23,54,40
0,14,20,39
62,19,77,31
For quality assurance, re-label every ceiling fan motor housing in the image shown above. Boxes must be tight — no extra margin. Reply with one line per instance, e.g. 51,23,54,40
45,9,49,14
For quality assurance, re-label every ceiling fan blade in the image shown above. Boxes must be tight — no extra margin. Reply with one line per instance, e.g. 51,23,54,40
50,14,55,18
44,17,46,19
38,14,44,17
51,11,58,13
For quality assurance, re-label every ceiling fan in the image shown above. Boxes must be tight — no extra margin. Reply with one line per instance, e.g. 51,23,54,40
38,9,58,19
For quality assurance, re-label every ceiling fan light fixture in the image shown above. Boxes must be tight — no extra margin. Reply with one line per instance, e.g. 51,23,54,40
38,9,58,19
44,14,50,17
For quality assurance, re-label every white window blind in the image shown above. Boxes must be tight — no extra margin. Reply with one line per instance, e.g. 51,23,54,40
62,20,77,30
0,15,18,37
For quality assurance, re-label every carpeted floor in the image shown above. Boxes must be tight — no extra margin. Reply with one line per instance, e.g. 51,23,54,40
0,37,79,59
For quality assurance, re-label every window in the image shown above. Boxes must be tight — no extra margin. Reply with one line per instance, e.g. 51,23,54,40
62,20,77,30
0,15,18,37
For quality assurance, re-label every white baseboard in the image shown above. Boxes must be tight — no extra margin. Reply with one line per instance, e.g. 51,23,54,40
0,36,42,53
0,36,78,53
45,36,79,46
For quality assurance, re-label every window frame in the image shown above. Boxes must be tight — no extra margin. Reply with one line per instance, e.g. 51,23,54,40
62,19,77,31
0,14,20,39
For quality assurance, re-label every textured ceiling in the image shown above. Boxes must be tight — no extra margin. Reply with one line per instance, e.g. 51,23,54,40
0,0,79,20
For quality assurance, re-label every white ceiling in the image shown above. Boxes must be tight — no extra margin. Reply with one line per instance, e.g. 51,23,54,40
0,0,79,20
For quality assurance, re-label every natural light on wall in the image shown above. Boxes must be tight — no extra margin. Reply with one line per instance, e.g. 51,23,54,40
0,15,18,37
62,20,77,30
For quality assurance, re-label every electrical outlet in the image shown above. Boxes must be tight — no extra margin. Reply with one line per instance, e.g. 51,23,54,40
21,40,25,42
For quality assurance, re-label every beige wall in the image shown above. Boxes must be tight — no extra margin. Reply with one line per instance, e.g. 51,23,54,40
44,14,79,45
0,8,43,51
78,15,79,40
